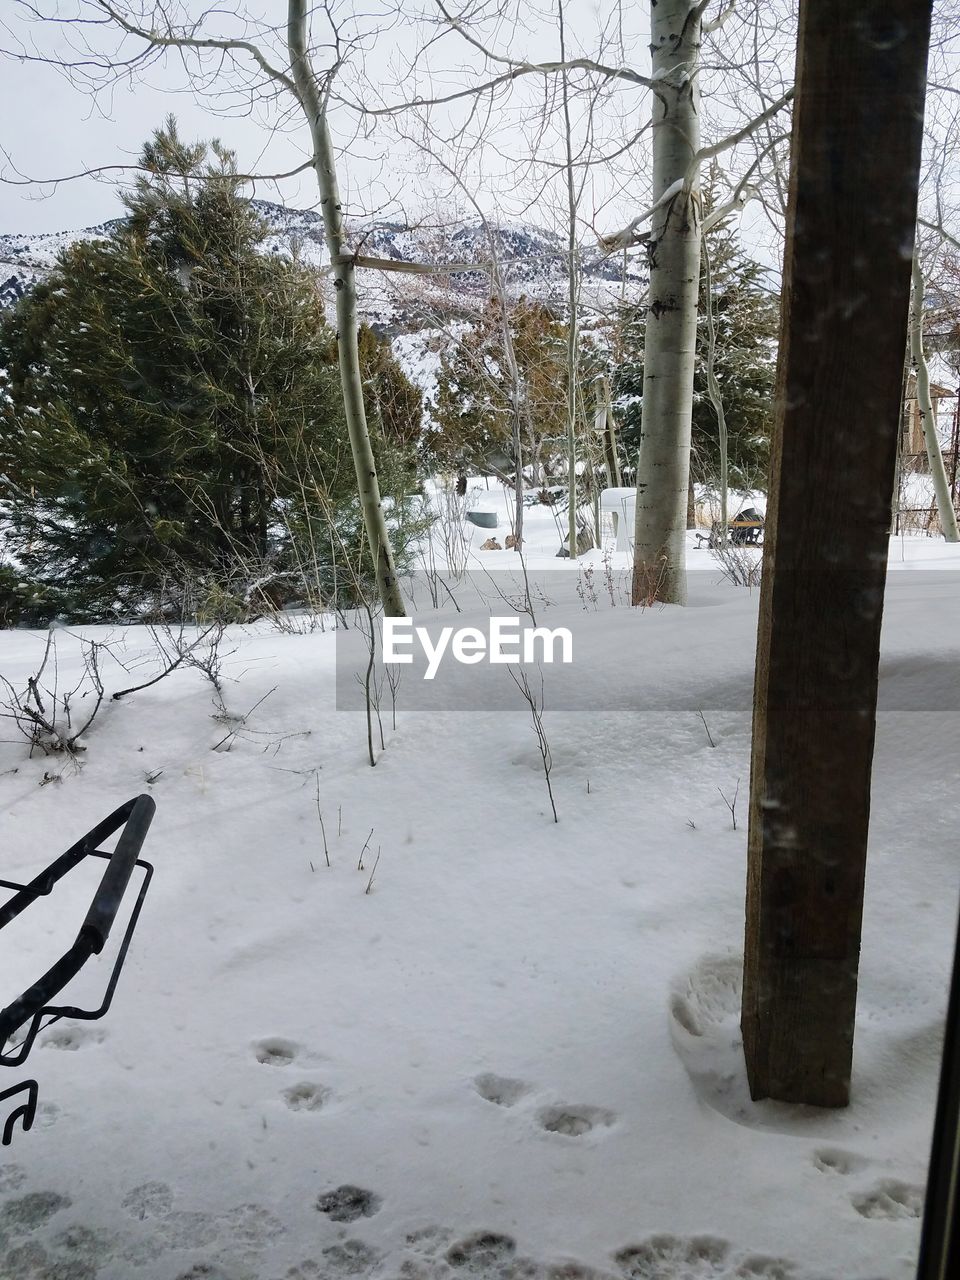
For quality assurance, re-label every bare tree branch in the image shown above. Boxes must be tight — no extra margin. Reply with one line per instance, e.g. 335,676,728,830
694,87,794,165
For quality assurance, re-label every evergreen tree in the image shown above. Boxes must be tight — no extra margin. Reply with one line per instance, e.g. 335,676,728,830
428,297,569,485
0,120,422,619
613,197,779,494
358,324,423,457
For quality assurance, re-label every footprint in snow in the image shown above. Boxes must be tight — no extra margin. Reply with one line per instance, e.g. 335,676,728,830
175,1263,247,1280
0,1163,27,1193
851,1179,924,1220
811,1148,868,1176
473,1073,532,1108
0,1238,97,1280
121,1180,174,1220
0,1190,72,1237
615,1235,797,1280
445,1231,518,1269
282,1082,329,1112
163,1209,222,1250
284,1241,382,1278
316,1186,381,1224
547,1266,619,1280
40,1024,105,1052
52,1222,161,1276
31,1101,60,1131
254,1038,300,1066
219,1202,285,1247
537,1104,616,1137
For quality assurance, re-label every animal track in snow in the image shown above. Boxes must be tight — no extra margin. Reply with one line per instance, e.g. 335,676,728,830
163,1209,222,1250
474,1073,532,1108
219,1202,285,1247
282,1082,329,1112
615,1235,732,1279
34,1102,60,1130
446,1231,518,1270
669,953,742,1042
811,1148,868,1176
54,1221,164,1278
254,1038,299,1066
614,1237,801,1280
547,1265,619,1280
321,1240,383,1275
174,1264,244,1280
282,1241,382,1278
40,1024,105,1052
733,1257,800,1279
0,1163,26,1193
316,1186,382,1223
405,1225,453,1252
851,1180,924,1220
668,953,814,1132
0,1238,96,1280
537,1104,616,1137
121,1180,174,1220
49,1222,118,1265
0,1190,72,1236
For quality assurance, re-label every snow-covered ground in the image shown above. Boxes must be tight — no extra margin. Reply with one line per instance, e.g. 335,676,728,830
1,490,958,1280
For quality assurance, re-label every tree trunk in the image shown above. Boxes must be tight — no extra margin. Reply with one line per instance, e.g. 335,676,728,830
559,9,580,561
910,255,960,542
287,0,405,617
741,0,933,1107
891,349,911,534
631,0,702,605
600,375,621,488
703,237,729,545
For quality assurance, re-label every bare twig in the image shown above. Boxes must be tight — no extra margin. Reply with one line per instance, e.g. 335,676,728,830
718,777,740,830
358,827,374,871
316,777,331,868
364,847,382,894
508,665,558,822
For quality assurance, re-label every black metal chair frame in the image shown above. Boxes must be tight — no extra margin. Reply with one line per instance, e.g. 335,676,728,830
695,513,765,549
0,794,156,1145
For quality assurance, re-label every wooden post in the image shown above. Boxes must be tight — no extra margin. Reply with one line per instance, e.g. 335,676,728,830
741,0,933,1107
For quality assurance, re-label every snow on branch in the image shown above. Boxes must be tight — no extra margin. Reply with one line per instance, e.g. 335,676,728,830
598,179,686,253
702,184,757,233
701,131,788,232
703,1,737,36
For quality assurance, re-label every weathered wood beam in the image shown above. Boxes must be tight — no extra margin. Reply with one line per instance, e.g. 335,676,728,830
741,0,933,1107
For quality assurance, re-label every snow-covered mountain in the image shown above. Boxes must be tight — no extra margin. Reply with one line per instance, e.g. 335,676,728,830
0,199,645,328
0,216,127,310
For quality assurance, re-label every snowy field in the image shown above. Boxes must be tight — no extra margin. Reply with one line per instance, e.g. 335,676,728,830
1,490,958,1280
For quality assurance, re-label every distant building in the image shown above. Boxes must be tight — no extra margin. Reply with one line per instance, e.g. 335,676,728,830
902,374,957,460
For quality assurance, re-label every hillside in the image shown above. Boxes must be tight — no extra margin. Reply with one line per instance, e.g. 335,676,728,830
0,200,646,329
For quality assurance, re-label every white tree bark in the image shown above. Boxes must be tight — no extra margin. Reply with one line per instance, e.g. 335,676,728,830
559,3,581,560
287,0,407,616
631,0,703,605
910,254,960,542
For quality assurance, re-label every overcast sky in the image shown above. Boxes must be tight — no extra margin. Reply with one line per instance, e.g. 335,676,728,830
0,38,336,234
0,1,664,239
